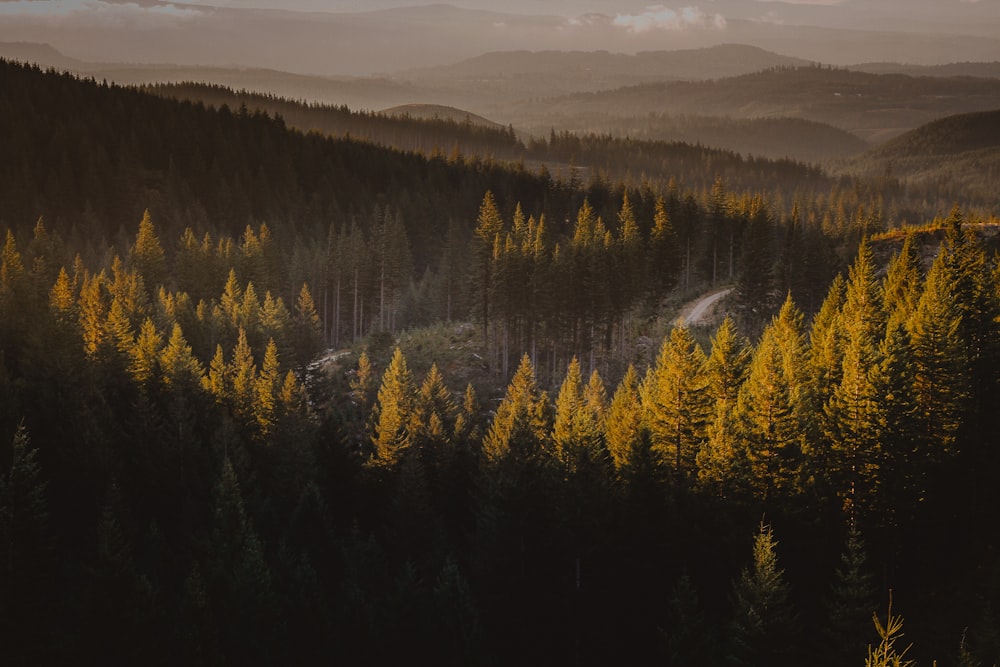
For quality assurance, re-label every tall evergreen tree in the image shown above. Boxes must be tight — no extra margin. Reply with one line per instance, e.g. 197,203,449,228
662,573,712,666
809,273,846,422
207,458,277,664
907,249,970,461
370,347,416,468
641,323,709,483
882,233,922,329
128,209,167,291
649,196,679,300
941,215,1000,440
294,282,322,365
824,241,885,518
728,523,799,666
481,353,550,466
605,364,644,473
474,191,504,362
698,316,751,494
349,351,377,429
871,320,921,518
552,357,605,470
826,526,876,666
735,323,802,500
0,424,54,665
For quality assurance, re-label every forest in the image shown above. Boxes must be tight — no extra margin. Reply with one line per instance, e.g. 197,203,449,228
1,58,1000,666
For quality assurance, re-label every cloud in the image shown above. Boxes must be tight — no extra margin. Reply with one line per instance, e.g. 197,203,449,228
0,0,203,26
612,5,726,33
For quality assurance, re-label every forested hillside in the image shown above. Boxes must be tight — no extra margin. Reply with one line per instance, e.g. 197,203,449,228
1,59,1000,666
528,66,1000,144
840,109,1000,207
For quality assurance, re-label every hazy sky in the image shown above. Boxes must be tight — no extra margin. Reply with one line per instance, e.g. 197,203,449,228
1,0,998,75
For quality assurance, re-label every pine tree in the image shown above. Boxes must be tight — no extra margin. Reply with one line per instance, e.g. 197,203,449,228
254,338,281,436
453,382,480,444
294,282,322,365
735,324,802,500
941,216,1000,440
0,229,24,301
160,322,204,389
203,344,229,402
662,573,712,666
49,266,77,319
239,281,261,346
698,316,751,493
824,241,885,518
106,294,137,357
649,195,679,299
771,294,810,416
412,362,456,451
908,249,969,460
552,357,605,469
220,268,243,332
230,327,258,424
208,458,277,664
882,233,922,329
259,290,291,358
0,230,28,366
808,273,846,424
729,523,799,666
618,192,644,310
128,209,166,291
372,208,411,334
605,364,644,472
482,353,549,465
78,270,108,358
826,525,876,665
0,424,54,665
129,317,163,384
642,323,709,482
475,191,505,362
736,203,776,324
866,595,914,667
871,320,921,516
370,347,416,467
432,557,483,664
85,483,156,663
350,351,377,423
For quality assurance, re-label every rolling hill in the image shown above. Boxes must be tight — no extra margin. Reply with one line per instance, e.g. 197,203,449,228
378,104,503,129
839,108,1000,207
509,66,1000,144
397,44,814,96
149,83,521,158
512,113,869,164
0,41,449,111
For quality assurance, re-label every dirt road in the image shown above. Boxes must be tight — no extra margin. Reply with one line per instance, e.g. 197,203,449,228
673,287,733,326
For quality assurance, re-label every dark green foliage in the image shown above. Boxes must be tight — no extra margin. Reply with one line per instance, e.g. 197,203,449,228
207,459,279,664
0,425,55,665
728,523,799,666
662,573,713,665
826,526,877,665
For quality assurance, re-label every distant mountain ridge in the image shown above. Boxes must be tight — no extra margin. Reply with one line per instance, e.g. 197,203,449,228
851,61,1000,79
400,44,814,92
0,41,86,70
518,66,1000,144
